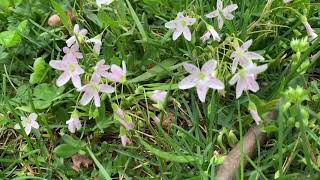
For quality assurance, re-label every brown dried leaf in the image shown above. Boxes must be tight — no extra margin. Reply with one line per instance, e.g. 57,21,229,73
71,155,93,172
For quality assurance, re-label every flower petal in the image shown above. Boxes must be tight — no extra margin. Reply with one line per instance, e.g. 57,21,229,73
247,64,268,74
31,120,39,129
80,91,94,106
14,124,22,129
99,84,115,93
207,77,224,90
201,60,217,74
173,29,183,40
205,10,218,18
223,4,238,19
182,27,192,41
165,20,177,29
74,24,80,33
71,75,82,89
29,113,38,121
186,17,196,25
200,32,211,43
249,108,261,125
245,52,264,60
49,60,66,71
66,36,76,47
217,0,223,10
178,75,198,89
236,79,245,99
229,73,239,85
241,39,253,50
24,125,32,135
196,84,209,102
79,29,88,36
183,63,199,74
56,72,71,87
93,93,101,107
217,15,224,29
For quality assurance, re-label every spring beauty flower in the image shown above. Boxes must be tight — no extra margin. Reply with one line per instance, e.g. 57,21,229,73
150,90,167,105
14,113,39,135
229,63,268,99
230,39,264,73
106,61,127,83
178,60,225,102
63,44,83,61
303,20,318,41
165,12,196,41
200,25,221,43
49,57,84,88
248,102,261,125
66,24,88,47
86,34,102,54
206,0,238,29
79,76,115,107
115,107,134,130
92,59,110,79
66,112,81,133
120,135,131,146
96,0,114,7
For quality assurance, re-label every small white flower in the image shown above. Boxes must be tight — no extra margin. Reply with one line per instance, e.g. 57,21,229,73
229,64,267,99
120,135,131,146
66,113,81,133
165,12,196,41
86,34,102,55
200,25,221,43
150,90,167,105
14,113,39,135
303,21,318,42
206,0,238,29
66,24,88,47
178,60,225,102
230,39,264,74
96,0,114,6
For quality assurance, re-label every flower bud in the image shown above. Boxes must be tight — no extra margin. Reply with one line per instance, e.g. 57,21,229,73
48,14,61,26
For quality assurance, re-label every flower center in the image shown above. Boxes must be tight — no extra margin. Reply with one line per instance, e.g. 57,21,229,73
25,118,32,125
197,72,205,80
68,63,75,72
89,83,99,92
181,19,187,27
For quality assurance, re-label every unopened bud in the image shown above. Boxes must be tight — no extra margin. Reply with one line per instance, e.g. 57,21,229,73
48,14,61,26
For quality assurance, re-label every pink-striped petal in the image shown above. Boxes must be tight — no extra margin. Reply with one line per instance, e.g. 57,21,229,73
196,84,209,102
178,75,198,89
56,72,71,87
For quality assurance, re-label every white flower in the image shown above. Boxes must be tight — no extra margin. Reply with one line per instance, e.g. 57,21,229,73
86,34,102,55
178,60,225,102
150,90,167,105
120,135,131,146
14,113,39,135
229,64,267,99
283,0,292,3
106,61,127,83
249,107,261,125
66,113,81,133
200,25,221,43
206,0,238,29
303,21,318,42
230,39,264,74
165,12,196,41
66,24,88,47
96,0,114,6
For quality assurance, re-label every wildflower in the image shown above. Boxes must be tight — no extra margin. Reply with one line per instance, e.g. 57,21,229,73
49,57,84,88
165,12,196,41
229,63,267,99
200,25,221,43
206,0,238,29
114,107,134,130
66,112,81,133
106,61,127,83
66,24,88,47
248,102,261,125
178,60,225,102
14,113,39,135
79,75,115,107
92,59,110,79
86,34,102,54
230,39,264,74
283,0,292,3
96,0,114,6
120,135,131,146
150,90,167,105
303,20,318,41
63,44,83,61
152,115,161,124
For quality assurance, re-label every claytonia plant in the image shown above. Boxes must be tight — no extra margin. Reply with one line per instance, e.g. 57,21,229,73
150,90,167,105
79,76,115,107
229,63,268,99
86,34,102,55
206,0,238,29
178,60,224,102
92,59,110,79
66,24,88,47
230,39,265,73
200,24,221,43
49,57,85,88
165,12,196,41
63,44,83,61
248,102,261,125
14,113,39,135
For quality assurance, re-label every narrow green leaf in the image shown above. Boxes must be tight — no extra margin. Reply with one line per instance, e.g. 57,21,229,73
125,0,148,41
54,144,79,158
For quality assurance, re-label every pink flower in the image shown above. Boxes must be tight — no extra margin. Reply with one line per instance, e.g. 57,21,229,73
106,61,127,83
152,115,161,124
230,39,264,74
150,90,167,104
206,0,238,29
14,113,39,135
200,25,221,43
86,37,102,54
165,12,196,41
79,76,114,107
115,107,134,130
120,135,131,146
63,44,83,61
66,113,81,133
66,24,88,47
92,59,110,79
229,64,267,99
49,57,84,88
178,60,225,102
